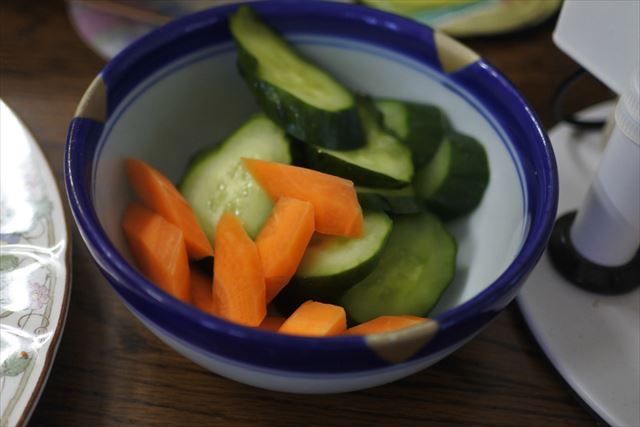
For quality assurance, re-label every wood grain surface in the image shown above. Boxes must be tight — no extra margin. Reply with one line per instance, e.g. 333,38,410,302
1,1,612,426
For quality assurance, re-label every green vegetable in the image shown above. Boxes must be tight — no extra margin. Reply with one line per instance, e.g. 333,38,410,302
302,100,414,188
356,186,421,214
230,6,365,150
413,131,490,220
376,98,451,167
276,211,392,311
179,114,291,241
340,211,456,323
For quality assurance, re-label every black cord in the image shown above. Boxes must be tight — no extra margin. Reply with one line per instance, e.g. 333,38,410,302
551,67,606,130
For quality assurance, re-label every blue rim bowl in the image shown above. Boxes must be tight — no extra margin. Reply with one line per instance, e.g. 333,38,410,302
65,0,557,393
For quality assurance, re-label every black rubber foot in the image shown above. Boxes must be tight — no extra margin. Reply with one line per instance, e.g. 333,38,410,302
547,212,640,295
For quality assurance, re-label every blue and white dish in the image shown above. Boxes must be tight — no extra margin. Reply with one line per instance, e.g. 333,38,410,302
65,1,557,393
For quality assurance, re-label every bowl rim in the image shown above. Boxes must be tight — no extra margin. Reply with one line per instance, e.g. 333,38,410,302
65,0,558,351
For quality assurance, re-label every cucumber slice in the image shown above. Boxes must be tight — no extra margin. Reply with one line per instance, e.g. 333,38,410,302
375,99,451,168
340,211,456,323
276,211,392,311
179,114,291,242
356,186,421,214
413,131,489,220
303,101,414,188
230,6,365,150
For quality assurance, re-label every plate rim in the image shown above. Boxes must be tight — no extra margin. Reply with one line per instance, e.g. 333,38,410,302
0,99,72,427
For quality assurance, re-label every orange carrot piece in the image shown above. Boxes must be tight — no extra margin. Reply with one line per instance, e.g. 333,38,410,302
243,158,363,237
126,158,213,260
122,203,190,303
255,197,315,302
278,300,346,337
258,316,287,332
190,268,214,313
212,213,266,327
344,315,427,336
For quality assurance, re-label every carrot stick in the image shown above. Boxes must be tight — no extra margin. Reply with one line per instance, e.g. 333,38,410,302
212,212,266,326
278,300,346,337
345,315,427,335
126,158,213,260
122,203,190,303
255,197,315,302
243,158,363,237
189,267,214,314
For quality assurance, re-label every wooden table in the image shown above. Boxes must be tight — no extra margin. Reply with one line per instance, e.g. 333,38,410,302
1,1,612,426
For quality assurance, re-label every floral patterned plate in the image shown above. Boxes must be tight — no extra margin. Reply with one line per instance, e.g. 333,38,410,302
0,100,70,427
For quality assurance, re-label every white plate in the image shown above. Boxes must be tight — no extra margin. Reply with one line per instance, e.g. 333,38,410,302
0,100,71,427
518,102,640,427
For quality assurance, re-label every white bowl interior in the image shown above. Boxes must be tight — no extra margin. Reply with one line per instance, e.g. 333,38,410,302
94,36,526,315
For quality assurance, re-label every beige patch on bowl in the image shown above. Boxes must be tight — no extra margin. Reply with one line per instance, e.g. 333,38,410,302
434,31,480,74
74,75,107,122
365,318,439,363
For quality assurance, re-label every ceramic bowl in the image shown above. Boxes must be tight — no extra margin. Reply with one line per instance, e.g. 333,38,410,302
65,0,557,393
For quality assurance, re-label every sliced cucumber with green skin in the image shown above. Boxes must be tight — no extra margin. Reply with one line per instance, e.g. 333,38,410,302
375,99,451,168
413,131,490,220
179,114,291,243
340,211,457,323
356,186,421,214
302,101,414,188
229,6,365,150
275,211,393,312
